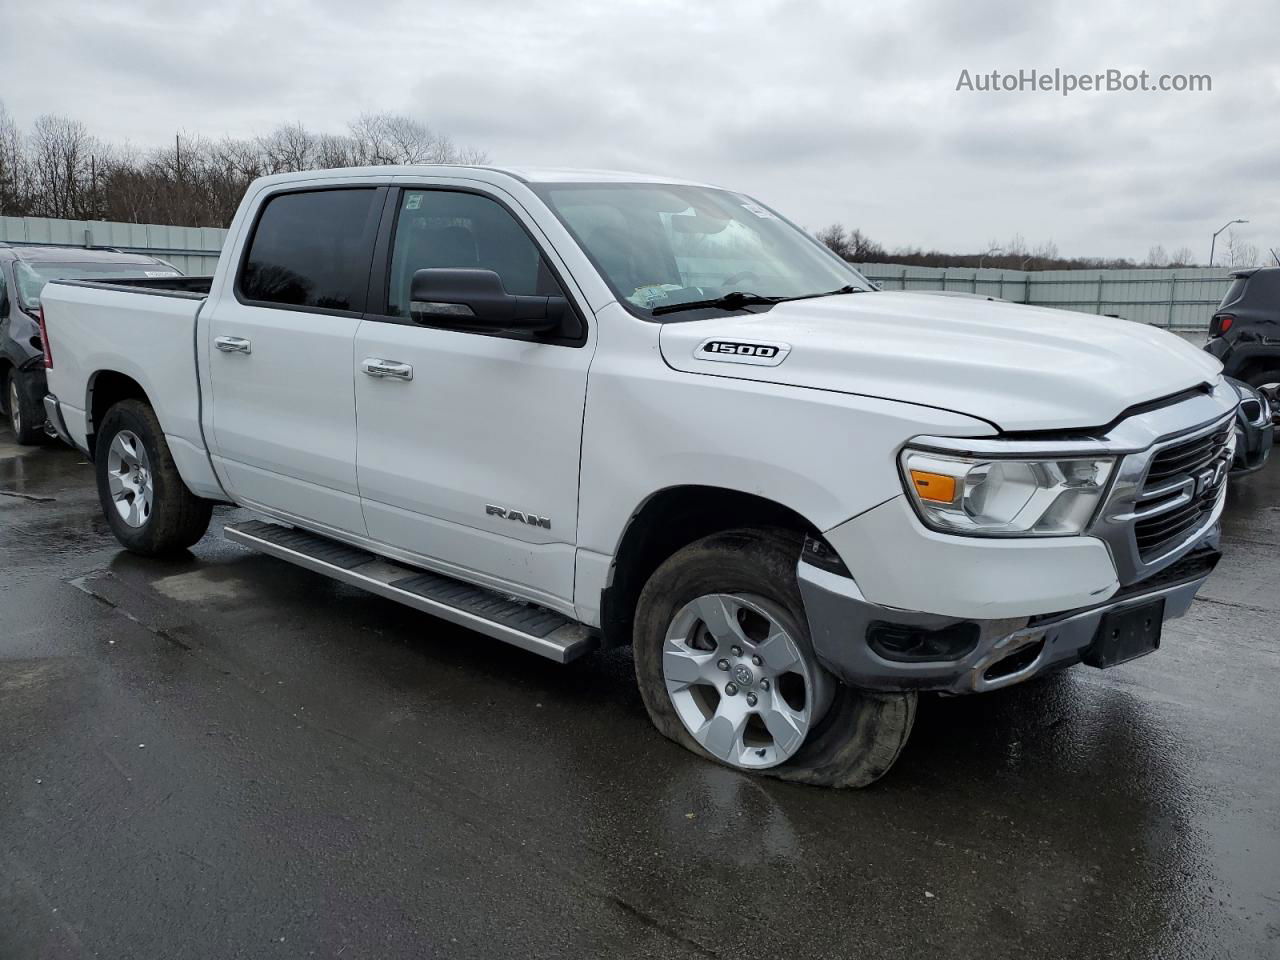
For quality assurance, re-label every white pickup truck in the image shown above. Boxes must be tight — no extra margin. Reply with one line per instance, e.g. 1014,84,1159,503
40,166,1235,786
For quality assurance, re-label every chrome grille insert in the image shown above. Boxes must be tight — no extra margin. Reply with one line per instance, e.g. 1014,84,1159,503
1132,422,1233,562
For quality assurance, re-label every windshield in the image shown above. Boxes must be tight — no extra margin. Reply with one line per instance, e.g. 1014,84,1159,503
532,183,869,317
13,260,180,310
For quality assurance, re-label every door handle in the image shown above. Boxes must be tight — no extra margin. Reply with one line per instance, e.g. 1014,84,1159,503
214,336,252,354
361,358,413,381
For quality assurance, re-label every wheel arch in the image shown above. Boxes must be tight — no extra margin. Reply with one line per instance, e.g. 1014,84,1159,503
86,370,152,460
598,484,827,648
1223,345,1280,385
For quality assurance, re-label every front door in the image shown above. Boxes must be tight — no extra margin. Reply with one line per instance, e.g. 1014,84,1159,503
353,186,593,608
207,185,385,536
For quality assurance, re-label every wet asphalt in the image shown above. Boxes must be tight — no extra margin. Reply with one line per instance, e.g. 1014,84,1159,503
1,425,1277,960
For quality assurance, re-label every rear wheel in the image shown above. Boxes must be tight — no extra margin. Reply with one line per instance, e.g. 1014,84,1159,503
5,370,45,445
94,399,213,555
633,529,916,788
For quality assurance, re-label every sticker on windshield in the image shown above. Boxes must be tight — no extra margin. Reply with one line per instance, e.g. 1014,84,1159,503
405,193,423,211
144,271,179,277
629,283,681,307
737,198,775,219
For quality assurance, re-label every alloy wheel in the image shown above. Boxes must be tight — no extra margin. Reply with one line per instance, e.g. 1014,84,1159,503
106,429,154,528
661,593,832,770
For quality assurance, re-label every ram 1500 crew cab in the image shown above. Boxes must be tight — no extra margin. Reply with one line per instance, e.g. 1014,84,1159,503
40,167,1235,786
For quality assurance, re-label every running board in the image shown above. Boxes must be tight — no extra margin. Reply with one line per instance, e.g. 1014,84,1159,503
223,520,596,663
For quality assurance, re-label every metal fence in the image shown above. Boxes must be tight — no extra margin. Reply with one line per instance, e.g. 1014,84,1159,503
0,215,226,276
0,216,1234,331
854,263,1232,330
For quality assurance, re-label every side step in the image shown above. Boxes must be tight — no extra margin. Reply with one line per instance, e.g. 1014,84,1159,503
224,520,596,663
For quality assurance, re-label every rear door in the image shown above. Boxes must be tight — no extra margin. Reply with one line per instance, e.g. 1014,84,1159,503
352,184,593,607
206,185,386,536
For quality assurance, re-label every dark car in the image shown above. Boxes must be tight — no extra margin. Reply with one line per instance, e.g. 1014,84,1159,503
0,244,181,444
1205,267,1280,402
1227,377,1273,476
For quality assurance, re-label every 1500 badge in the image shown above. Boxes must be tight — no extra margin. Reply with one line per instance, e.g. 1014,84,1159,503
694,338,791,367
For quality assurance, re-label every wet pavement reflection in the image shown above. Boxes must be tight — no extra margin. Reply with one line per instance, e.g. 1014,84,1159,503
1,427,1277,959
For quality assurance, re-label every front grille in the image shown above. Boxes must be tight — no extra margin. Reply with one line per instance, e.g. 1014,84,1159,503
1143,422,1232,483
1132,422,1232,561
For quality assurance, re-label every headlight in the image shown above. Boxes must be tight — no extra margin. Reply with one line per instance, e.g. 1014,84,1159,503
899,448,1115,537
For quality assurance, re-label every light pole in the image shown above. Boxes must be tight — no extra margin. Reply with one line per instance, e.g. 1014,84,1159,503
1209,219,1248,267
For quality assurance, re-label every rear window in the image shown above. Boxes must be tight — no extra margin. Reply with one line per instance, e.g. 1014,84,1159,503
239,188,381,312
1218,276,1248,309
13,261,180,310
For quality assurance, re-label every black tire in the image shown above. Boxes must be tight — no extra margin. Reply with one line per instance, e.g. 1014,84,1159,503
633,528,917,788
94,399,212,556
5,368,46,446
1244,369,1280,441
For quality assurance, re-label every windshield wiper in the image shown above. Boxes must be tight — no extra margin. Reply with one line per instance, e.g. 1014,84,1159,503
781,284,863,302
649,285,864,316
650,291,782,316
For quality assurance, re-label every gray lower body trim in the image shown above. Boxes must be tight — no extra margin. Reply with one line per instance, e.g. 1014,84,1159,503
798,547,1216,695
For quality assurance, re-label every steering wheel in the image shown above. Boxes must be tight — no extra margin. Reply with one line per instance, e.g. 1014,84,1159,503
719,270,759,290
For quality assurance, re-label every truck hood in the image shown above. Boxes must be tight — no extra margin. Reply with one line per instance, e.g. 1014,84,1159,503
658,292,1223,432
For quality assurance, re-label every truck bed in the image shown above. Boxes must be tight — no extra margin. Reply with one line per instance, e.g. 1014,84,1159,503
56,275,214,298
41,277,211,474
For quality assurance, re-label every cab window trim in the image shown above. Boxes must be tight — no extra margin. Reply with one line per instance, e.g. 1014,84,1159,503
233,184,389,319
364,184,588,348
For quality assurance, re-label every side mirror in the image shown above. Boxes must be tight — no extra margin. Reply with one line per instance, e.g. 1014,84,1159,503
0,294,9,320
410,268,566,333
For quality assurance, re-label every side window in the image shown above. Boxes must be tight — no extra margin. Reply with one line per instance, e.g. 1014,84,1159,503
0,268,7,314
387,190,564,318
239,188,380,312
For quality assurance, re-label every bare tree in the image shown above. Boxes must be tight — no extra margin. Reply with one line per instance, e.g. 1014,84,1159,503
0,110,487,227
816,223,884,262
27,114,100,219
1224,229,1261,269
0,101,31,215
1168,246,1196,267
1145,244,1169,267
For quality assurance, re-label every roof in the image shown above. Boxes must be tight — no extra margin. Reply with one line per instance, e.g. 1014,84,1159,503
250,164,719,190
4,245,165,265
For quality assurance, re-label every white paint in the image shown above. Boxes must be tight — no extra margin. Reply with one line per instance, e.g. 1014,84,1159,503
41,165,1227,633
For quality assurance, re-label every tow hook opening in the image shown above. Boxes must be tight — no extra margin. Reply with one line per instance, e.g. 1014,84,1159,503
983,638,1047,682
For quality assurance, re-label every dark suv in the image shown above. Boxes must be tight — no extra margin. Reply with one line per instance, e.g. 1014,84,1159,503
0,244,181,444
1205,266,1280,398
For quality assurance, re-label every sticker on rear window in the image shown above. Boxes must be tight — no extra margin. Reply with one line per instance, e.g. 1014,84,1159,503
144,271,178,277
405,193,423,211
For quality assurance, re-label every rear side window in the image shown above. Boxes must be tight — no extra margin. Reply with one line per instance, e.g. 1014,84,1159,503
1219,276,1248,309
239,188,381,312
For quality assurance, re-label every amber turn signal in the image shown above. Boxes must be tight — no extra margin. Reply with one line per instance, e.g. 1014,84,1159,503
909,470,957,504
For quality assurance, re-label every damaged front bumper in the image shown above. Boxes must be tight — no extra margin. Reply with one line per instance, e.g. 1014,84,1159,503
798,535,1220,695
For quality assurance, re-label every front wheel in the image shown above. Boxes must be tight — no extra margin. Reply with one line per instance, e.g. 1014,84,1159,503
94,399,213,556
633,529,916,788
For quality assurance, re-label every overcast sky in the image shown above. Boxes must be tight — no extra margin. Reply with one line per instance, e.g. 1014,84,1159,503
2,0,1277,261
